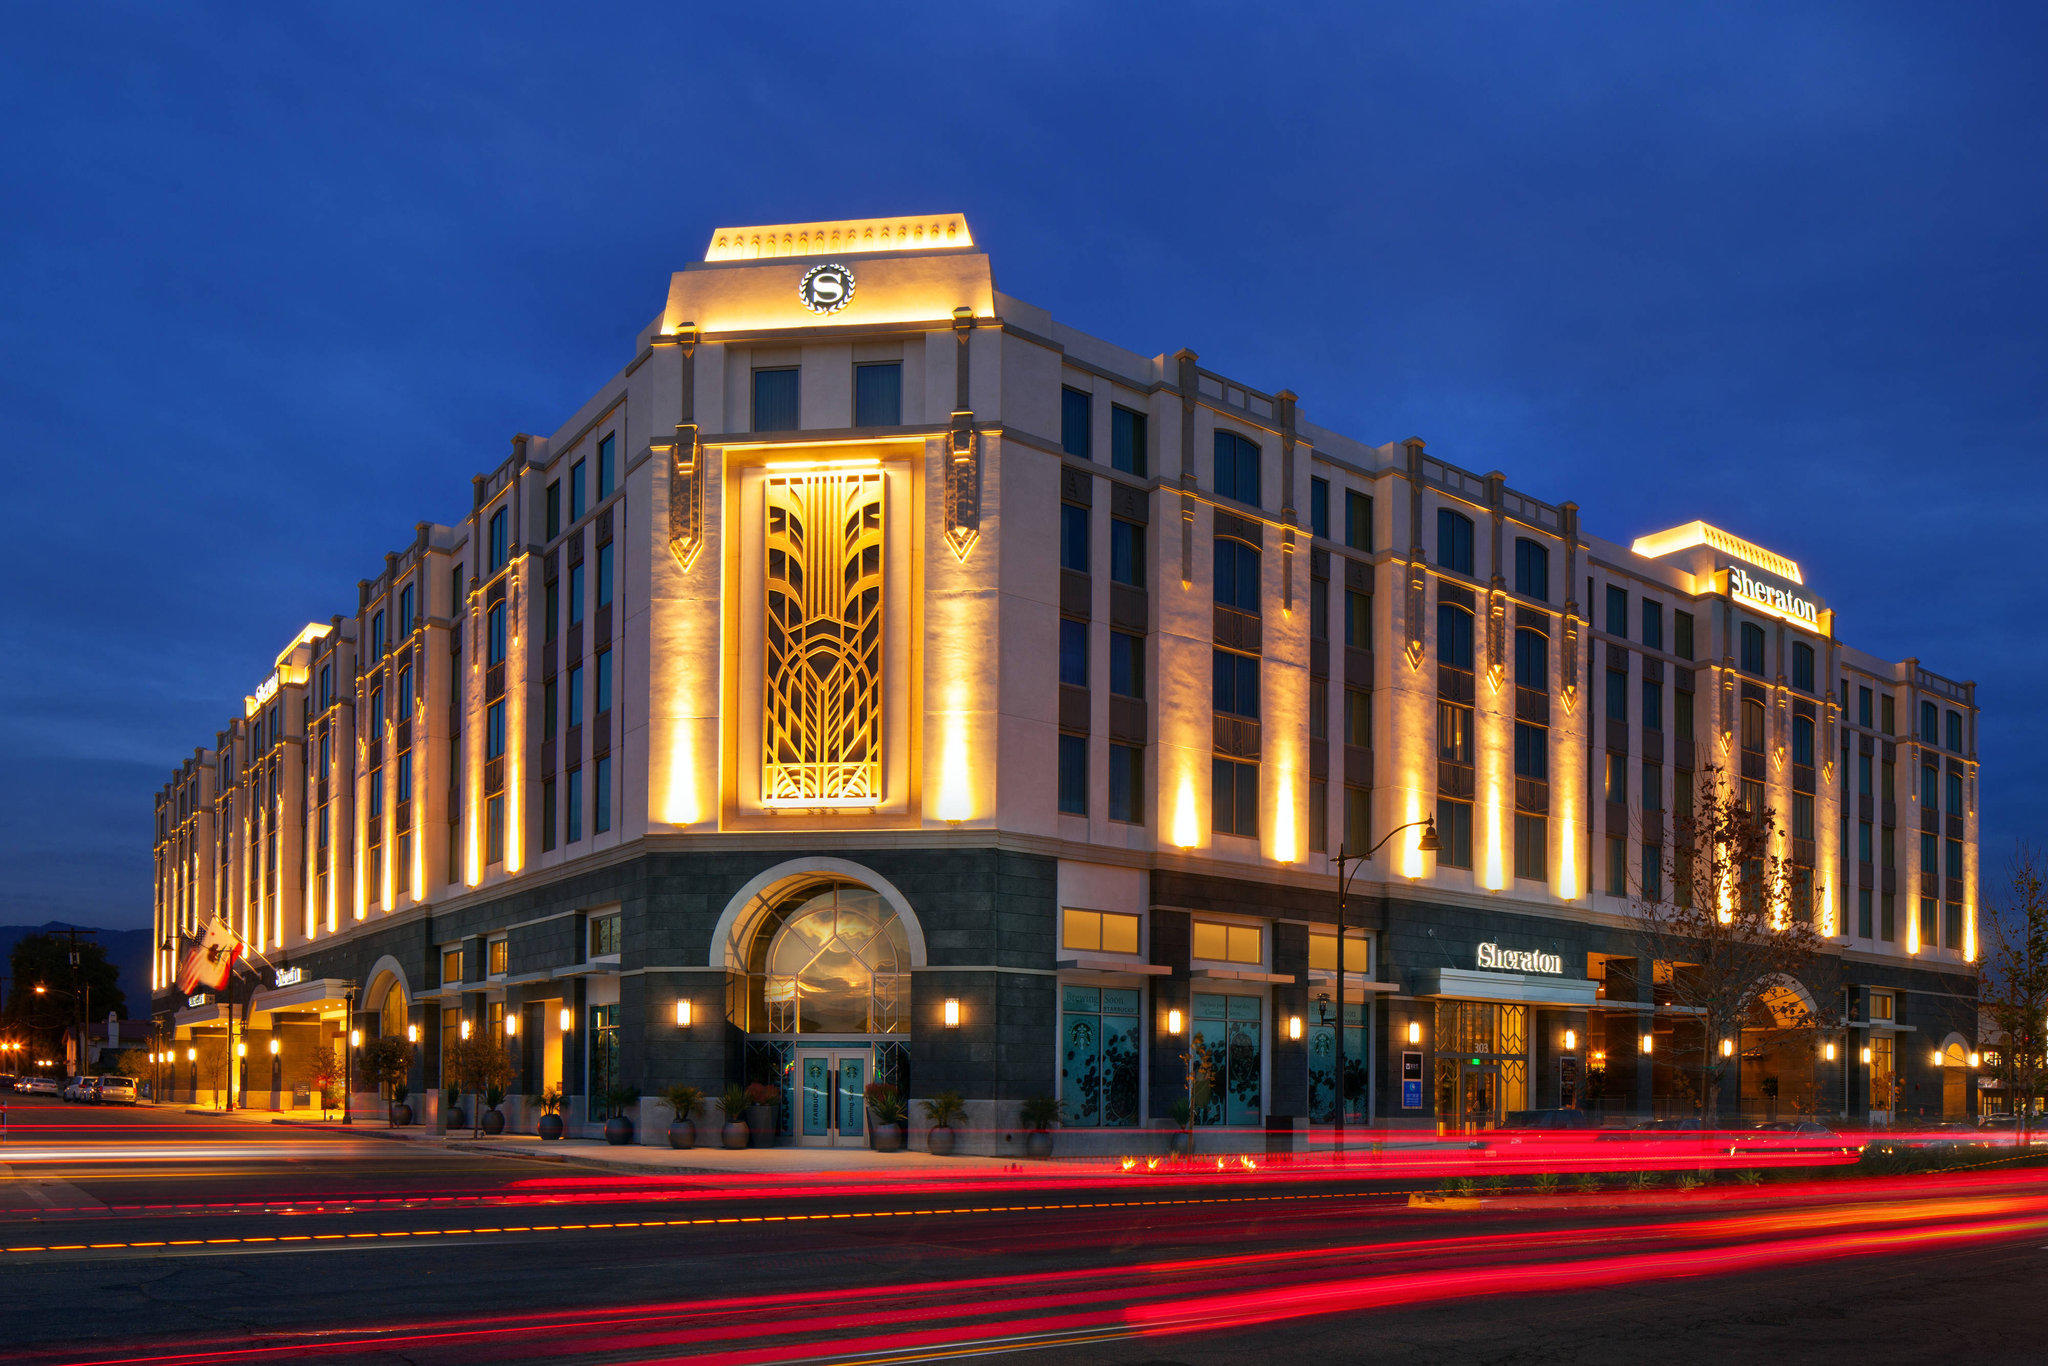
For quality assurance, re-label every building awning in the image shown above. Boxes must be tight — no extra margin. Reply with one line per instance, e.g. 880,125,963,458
1418,967,1599,1008
1057,957,1172,976
1191,967,1297,985
248,978,354,1017
173,1001,230,1029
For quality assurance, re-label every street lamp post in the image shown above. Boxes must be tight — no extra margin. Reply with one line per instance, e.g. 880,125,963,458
341,984,356,1126
1329,815,1440,1156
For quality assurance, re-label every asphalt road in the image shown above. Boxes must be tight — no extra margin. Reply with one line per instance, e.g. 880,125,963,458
1,1096,2044,1365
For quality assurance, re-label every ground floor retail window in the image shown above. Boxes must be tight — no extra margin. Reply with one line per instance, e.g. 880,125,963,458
1060,986,1140,1127
589,1005,619,1115
1308,1001,1364,1123
1190,993,1262,1126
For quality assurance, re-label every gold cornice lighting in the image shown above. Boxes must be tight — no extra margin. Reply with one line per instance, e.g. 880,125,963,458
1630,520,1804,584
273,622,333,669
705,215,972,262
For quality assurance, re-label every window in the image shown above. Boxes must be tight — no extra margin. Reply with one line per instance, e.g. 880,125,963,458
1060,503,1089,573
488,507,508,572
567,664,584,728
1107,743,1143,823
1436,509,1474,575
1058,733,1088,814
1213,431,1261,506
1858,888,1874,938
1436,798,1474,869
1342,784,1370,854
485,701,505,760
1109,631,1144,699
1061,985,1140,1129
398,583,416,637
1919,897,1939,947
543,677,558,741
594,754,611,834
1214,538,1260,612
1607,836,1626,895
540,777,556,852
1792,642,1814,693
1308,932,1369,975
1310,678,1328,742
1674,609,1695,661
1309,780,1327,852
1881,892,1896,941
1515,812,1547,880
1920,699,1938,743
1641,679,1663,732
1606,668,1628,722
1946,837,1963,880
1515,627,1547,688
1641,845,1663,901
1883,760,1896,803
589,913,621,958
596,432,615,499
1869,990,1894,1022
1604,751,1627,803
1640,599,1666,650
370,610,386,658
1945,709,1963,752
1109,518,1144,586
1438,700,1473,763
1921,763,1938,808
1883,827,1896,869
486,602,506,665
1213,649,1259,719
395,751,411,803
1061,386,1092,458
1857,752,1872,797
1515,538,1548,600
752,367,799,431
1882,694,1895,734
596,542,613,607
854,362,902,427
488,938,508,977
570,458,586,520
1437,602,1474,670
1344,490,1372,551
319,664,332,708
1514,722,1547,779
565,768,582,842
1059,619,1088,688
545,481,561,539
1110,404,1146,475
1742,699,1766,754
568,562,585,626
1605,585,1627,636
1345,588,1371,649
442,948,463,985
1642,762,1663,811
1946,769,1963,812
1343,688,1371,747
1793,715,1814,766
1309,477,1329,538
1191,920,1261,965
1310,577,1329,641
1945,901,1964,949
1741,622,1766,675
1212,757,1258,837
544,577,559,639
1063,908,1141,955
595,649,612,715
486,794,504,864
369,687,384,732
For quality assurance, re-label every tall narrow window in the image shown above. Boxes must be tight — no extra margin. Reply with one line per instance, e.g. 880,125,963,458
753,368,800,432
1436,509,1474,575
1109,631,1144,699
595,649,612,716
545,481,561,539
1059,619,1089,688
1641,600,1663,650
1605,585,1627,637
1212,758,1258,838
1436,798,1473,869
1060,503,1090,573
488,507,508,572
570,459,587,520
1437,603,1474,670
486,602,506,665
1741,622,1767,675
596,432,615,499
1110,404,1147,475
1674,609,1695,661
1214,537,1260,612
1309,477,1329,539
1792,641,1815,693
596,542,613,607
1344,490,1372,551
1058,734,1087,815
398,582,415,636
544,577,559,639
1213,649,1259,720
1515,538,1548,600
1107,744,1143,824
1345,588,1371,648
1110,518,1144,586
565,768,582,842
567,664,584,728
1213,431,1261,507
568,562,585,626
1515,627,1547,688
1061,386,1092,458
854,362,902,427
594,754,611,834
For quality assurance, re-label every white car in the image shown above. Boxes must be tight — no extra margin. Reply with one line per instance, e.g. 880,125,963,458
20,1077,59,1095
96,1076,139,1105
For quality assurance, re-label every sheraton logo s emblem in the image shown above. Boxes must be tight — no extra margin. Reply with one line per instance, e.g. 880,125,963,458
798,262,855,315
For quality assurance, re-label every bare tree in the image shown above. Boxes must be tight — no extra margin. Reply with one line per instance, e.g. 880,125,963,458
1980,845,2048,1144
1626,766,1838,1122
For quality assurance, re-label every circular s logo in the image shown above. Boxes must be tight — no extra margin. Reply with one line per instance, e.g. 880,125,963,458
798,262,855,315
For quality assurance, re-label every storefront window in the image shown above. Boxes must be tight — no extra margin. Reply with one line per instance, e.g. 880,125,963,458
589,1004,619,1115
1059,986,1140,1127
1308,1001,1365,1123
1190,993,1262,1126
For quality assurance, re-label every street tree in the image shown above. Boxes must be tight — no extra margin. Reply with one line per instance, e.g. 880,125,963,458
3,933,126,1067
1626,766,1838,1122
357,1035,416,1125
1980,844,2048,1143
444,1032,515,1136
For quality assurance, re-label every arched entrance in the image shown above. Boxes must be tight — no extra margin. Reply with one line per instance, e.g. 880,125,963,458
363,958,411,1039
1740,975,1821,1121
713,861,925,1147
1938,1034,1971,1120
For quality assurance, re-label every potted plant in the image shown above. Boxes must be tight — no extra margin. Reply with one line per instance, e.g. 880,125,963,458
744,1081,780,1147
602,1086,639,1145
1019,1095,1063,1159
1168,1097,1195,1157
445,1032,515,1137
359,1035,415,1127
865,1082,905,1152
444,1084,465,1132
534,1086,565,1140
481,1083,507,1135
718,1085,751,1149
664,1084,703,1149
921,1089,966,1156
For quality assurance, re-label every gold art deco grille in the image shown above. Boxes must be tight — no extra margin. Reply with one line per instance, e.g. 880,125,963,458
763,471,886,805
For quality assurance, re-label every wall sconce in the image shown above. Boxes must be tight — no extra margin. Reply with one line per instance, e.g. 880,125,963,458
349,1029,362,1048
459,1019,471,1040
1407,1020,1422,1046
235,1041,247,1058
407,1024,418,1044
559,1007,573,1032
187,1047,197,1061
1563,1029,1577,1051
1640,1033,1654,1055
505,1014,518,1037
1167,1008,1184,1036
1823,1041,1837,1062
1930,1050,1943,1067
1719,1038,1734,1058
943,998,960,1029
1288,1015,1303,1041
268,1038,280,1055
1860,1045,1872,1064
675,999,693,1028
1969,1051,1982,1069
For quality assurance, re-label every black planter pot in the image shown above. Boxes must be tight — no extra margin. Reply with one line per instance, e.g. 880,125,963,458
481,1108,506,1136
446,1105,467,1131
537,1113,564,1141
746,1102,777,1147
667,1118,696,1150
871,1121,904,1152
1169,1131,1194,1157
1025,1130,1055,1160
603,1114,635,1146
388,1101,413,1128
721,1119,750,1149
926,1124,956,1156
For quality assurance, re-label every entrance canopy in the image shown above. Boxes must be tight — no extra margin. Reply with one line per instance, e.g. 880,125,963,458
1420,967,1598,1008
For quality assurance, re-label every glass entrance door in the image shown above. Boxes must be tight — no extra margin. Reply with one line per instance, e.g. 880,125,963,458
795,1047,868,1147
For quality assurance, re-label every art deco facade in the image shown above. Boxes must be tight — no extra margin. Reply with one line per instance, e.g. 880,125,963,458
152,215,1982,1145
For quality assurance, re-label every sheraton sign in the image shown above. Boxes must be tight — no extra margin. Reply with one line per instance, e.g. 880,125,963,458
1476,942,1563,975
1726,565,1820,632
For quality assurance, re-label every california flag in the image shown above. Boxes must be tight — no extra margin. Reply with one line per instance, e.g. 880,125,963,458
176,917,242,994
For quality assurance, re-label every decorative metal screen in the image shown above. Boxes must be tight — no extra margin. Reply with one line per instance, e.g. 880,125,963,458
763,471,885,805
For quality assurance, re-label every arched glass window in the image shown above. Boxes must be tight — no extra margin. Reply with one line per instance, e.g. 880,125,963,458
1437,602,1474,671
752,883,910,1035
1742,699,1765,754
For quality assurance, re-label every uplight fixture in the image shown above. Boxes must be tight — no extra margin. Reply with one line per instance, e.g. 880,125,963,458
942,998,960,1029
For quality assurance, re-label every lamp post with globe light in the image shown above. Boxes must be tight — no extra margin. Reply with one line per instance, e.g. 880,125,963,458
1328,816,1439,1156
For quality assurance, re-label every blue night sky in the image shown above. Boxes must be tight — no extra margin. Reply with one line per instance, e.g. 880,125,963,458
4,4,2043,930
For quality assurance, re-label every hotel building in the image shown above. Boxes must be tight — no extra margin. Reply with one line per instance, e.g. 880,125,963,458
152,215,1981,1146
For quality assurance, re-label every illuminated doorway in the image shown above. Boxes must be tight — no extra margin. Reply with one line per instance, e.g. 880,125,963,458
1433,1001,1529,1131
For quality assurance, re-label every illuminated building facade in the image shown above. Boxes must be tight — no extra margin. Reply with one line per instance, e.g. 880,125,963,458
152,216,1981,1141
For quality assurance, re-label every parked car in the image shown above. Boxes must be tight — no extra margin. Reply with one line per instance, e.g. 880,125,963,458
0,1074,15,1091
95,1076,139,1105
1633,1116,1705,1131
20,1076,59,1095
1727,1120,1859,1158
63,1075,94,1102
